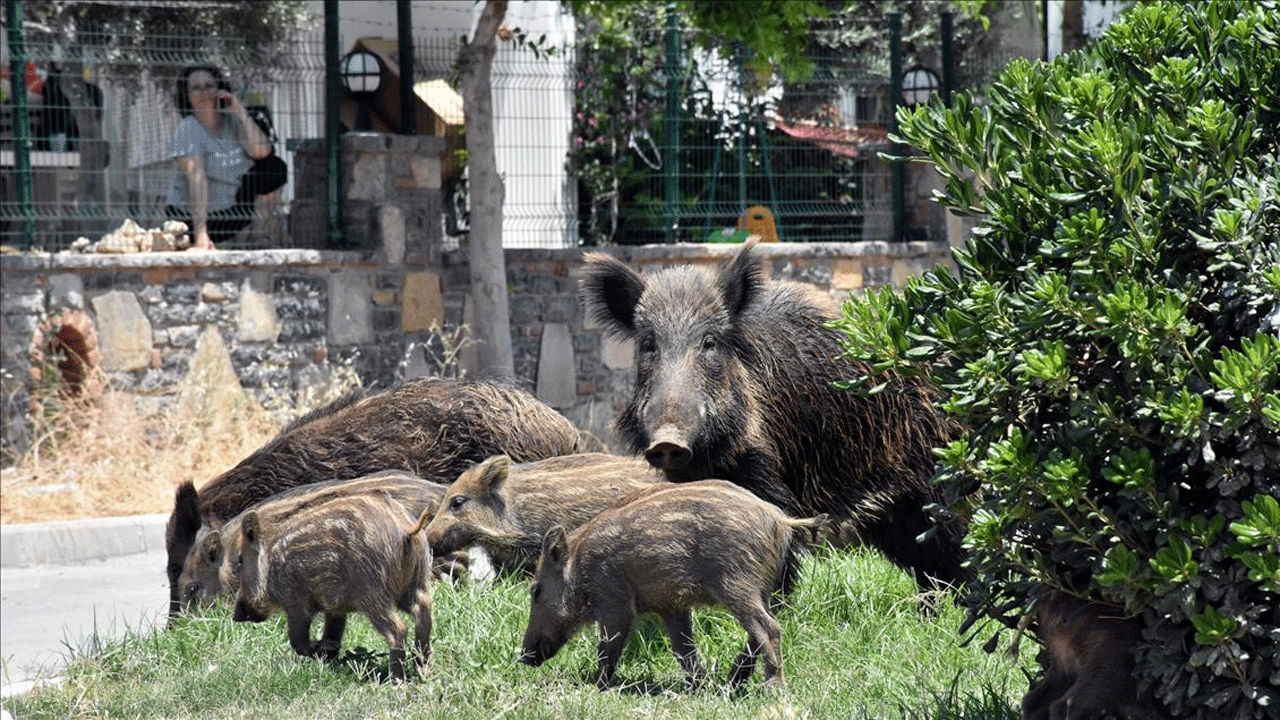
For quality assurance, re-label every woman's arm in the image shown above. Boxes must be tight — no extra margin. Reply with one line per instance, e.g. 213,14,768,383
219,90,272,160
177,154,214,249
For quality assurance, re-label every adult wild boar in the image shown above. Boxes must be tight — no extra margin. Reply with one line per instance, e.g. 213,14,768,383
1022,590,1166,720
177,470,454,616
165,377,580,620
232,492,436,681
579,242,966,590
520,480,827,689
425,453,667,574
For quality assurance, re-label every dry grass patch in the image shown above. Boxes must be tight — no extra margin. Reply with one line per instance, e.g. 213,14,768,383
1,364,361,524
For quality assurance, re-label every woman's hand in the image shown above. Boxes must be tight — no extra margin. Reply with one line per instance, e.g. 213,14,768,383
220,90,272,160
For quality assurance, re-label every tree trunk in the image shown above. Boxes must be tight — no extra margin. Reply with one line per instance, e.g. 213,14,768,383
459,0,514,378
1061,0,1085,53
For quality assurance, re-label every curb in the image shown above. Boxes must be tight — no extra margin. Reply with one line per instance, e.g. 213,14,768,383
0,513,169,568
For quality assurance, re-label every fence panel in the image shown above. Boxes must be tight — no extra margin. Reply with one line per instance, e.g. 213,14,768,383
2,28,327,251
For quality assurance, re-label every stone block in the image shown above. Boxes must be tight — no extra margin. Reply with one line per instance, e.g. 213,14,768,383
328,271,373,345
48,273,85,311
536,323,577,409
91,290,153,372
601,335,634,371
375,204,406,264
402,272,443,333
237,277,281,343
347,152,387,202
832,257,864,291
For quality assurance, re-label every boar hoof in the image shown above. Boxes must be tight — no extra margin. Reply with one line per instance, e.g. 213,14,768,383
312,639,341,660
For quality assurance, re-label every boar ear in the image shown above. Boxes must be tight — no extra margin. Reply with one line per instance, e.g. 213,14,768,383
204,531,223,563
580,252,645,337
476,455,512,493
541,526,569,566
242,512,260,545
719,238,765,319
172,482,202,544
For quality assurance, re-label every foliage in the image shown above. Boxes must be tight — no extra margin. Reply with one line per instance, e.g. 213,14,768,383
832,2,1280,718
568,1,999,245
22,0,315,90
8,549,1030,719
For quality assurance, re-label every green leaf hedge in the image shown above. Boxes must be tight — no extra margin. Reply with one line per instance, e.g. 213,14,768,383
833,2,1280,717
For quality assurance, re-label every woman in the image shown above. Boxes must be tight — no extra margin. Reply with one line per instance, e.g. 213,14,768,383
166,65,286,250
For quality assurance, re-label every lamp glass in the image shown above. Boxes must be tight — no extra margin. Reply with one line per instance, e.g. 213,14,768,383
902,66,940,106
341,51,382,94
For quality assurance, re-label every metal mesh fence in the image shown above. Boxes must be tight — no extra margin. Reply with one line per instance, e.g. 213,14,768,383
571,33,897,246
2,28,326,251
3,9,1023,252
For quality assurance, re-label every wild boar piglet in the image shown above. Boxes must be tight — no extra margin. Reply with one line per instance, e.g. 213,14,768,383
520,480,827,690
178,471,453,617
233,491,436,681
425,453,666,574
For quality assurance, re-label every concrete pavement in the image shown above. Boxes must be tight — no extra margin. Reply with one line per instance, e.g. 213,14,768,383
0,514,170,698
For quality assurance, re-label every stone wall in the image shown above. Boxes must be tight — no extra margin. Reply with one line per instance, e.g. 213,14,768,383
1,241,954,457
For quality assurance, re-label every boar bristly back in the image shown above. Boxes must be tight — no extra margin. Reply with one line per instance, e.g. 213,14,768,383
580,244,968,591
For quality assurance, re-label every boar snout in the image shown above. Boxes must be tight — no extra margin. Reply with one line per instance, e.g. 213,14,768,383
518,640,553,667
232,598,268,623
644,424,693,471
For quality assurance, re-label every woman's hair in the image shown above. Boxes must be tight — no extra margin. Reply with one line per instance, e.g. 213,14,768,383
175,64,231,117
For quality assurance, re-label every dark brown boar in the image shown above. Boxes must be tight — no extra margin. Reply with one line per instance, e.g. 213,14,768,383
579,241,967,591
519,480,828,690
232,492,435,681
178,470,455,616
425,452,667,574
1022,591,1167,720
166,376,580,620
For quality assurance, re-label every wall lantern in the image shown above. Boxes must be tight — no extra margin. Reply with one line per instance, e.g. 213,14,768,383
901,65,941,107
340,50,383,131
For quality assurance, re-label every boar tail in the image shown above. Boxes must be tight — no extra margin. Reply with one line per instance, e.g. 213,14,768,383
405,507,433,538
788,513,831,545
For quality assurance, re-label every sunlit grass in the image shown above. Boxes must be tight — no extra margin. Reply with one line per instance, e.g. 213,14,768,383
9,549,1031,719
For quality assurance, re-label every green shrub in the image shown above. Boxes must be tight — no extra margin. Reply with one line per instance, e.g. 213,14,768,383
833,2,1280,718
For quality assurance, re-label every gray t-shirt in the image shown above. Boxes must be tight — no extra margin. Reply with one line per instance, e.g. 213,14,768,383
166,115,250,212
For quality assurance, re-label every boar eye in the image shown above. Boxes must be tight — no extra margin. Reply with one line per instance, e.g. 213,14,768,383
449,496,469,511
530,582,541,602
701,334,718,352
638,334,656,355
184,582,200,600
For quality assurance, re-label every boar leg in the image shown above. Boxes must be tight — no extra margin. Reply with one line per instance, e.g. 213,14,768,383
285,609,322,658
659,611,706,686
594,608,635,690
405,586,434,677
365,607,409,682
728,603,784,688
315,613,347,659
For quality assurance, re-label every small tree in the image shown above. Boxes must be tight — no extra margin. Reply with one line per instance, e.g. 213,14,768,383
834,2,1279,718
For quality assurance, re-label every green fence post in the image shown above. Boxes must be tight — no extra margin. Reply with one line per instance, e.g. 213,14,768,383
398,0,415,134
889,11,904,244
663,2,681,244
941,11,954,108
6,0,35,250
324,0,345,248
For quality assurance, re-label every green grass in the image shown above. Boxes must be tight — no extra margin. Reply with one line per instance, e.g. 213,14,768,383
10,549,1031,719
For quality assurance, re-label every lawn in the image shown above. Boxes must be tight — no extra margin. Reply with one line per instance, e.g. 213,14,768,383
9,548,1030,719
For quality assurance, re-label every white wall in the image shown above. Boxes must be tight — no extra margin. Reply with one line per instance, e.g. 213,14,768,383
310,0,578,248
